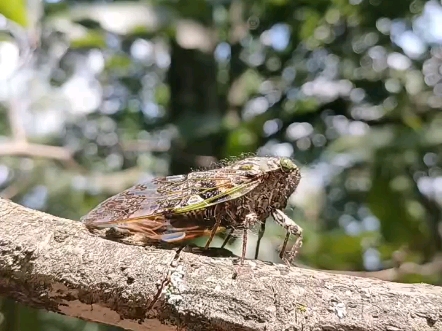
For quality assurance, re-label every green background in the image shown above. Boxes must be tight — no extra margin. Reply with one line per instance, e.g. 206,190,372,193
1,0,441,330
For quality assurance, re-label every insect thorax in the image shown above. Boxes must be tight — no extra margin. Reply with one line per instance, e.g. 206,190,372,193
199,170,299,229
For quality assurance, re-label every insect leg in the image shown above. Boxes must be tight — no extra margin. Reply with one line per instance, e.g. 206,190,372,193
240,228,248,266
220,227,234,248
204,217,222,249
240,212,258,265
232,212,259,279
271,209,303,265
254,219,266,260
147,246,184,311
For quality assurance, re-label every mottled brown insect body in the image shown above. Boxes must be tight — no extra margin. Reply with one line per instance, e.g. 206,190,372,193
81,156,303,265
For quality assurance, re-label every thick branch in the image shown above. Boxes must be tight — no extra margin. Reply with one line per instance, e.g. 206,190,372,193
0,198,441,331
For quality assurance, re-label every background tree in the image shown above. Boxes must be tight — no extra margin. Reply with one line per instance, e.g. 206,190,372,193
1,0,441,330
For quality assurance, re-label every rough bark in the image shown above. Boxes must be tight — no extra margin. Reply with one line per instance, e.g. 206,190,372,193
0,197,441,331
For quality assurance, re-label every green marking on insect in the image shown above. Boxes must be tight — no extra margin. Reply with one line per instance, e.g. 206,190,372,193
173,180,259,213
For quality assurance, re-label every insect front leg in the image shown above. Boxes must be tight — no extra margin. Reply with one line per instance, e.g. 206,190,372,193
271,209,303,265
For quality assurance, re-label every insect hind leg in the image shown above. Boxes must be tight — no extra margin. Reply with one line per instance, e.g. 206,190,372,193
204,218,222,249
271,209,303,265
220,227,234,248
254,219,266,260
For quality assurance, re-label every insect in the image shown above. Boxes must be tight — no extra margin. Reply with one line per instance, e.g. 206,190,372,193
81,156,303,267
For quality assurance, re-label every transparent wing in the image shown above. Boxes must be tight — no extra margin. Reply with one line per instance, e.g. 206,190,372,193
103,215,226,243
81,178,214,243
81,179,174,226
81,167,263,242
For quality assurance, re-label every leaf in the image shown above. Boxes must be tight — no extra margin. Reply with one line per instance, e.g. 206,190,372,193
70,30,106,49
0,0,27,27
155,83,171,106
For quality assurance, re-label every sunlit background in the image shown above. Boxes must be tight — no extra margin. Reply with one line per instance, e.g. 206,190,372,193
1,0,442,330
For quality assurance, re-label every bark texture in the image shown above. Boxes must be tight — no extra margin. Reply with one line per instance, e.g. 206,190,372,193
0,197,441,331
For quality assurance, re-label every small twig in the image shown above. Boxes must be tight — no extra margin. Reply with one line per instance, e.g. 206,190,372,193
0,15,81,171
0,14,35,75
119,140,170,153
7,100,27,143
0,141,81,170
0,142,71,159
323,256,442,282
0,183,21,199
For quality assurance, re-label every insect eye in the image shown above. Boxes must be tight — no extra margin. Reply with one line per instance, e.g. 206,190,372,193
280,158,296,172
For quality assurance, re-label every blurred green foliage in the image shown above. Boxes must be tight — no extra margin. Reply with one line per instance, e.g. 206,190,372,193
0,0,27,27
1,0,442,330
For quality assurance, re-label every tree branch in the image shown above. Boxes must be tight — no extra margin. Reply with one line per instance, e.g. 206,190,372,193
0,197,441,331
0,141,73,160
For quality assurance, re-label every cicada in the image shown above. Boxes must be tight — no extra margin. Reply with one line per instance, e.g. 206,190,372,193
81,156,303,266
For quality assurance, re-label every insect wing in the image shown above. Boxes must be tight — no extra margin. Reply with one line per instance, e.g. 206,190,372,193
81,176,224,243
81,166,263,243
81,179,170,227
